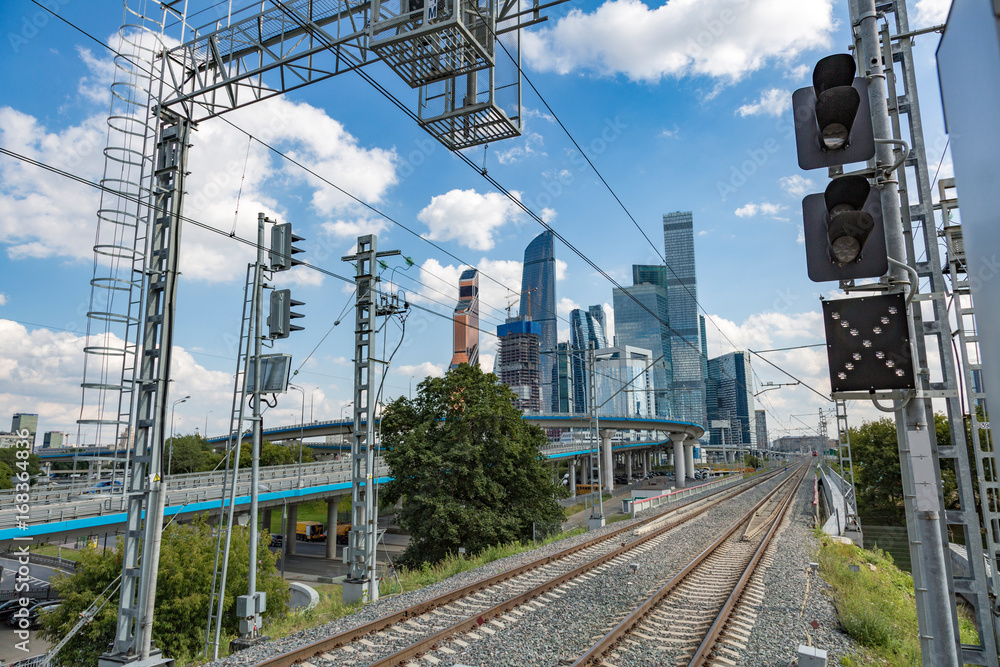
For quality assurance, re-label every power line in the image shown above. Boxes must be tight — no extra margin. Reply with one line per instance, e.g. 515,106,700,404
20,2,823,430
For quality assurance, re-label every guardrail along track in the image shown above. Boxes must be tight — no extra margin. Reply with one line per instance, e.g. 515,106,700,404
571,462,809,667
253,467,791,667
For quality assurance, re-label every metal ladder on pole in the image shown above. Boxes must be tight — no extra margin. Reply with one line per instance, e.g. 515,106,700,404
835,399,862,543
586,344,604,529
205,263,257,659
879,3,997,662
942,178,1000,645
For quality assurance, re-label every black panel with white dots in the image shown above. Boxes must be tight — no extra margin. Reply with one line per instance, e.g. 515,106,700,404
822,293,915,392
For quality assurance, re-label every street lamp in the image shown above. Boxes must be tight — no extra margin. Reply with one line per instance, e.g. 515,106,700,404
169,396,190,475
204,410,214,438
289,384,306,489
309,389,319,423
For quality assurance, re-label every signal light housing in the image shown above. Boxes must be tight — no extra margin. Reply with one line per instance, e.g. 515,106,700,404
270,222,305,272
268,289,305,339
802,175,887,282
822,293,914,393
793,54,876,169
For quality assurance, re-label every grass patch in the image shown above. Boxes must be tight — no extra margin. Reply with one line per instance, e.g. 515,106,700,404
30,544,82,562
815,531,979,666
563,493,613,518
381,527,587,596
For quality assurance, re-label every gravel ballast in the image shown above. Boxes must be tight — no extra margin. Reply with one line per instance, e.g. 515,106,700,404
208,470,817,667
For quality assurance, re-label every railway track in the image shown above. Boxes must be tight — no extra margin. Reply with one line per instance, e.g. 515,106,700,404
571,462,810,667
253,466,795,667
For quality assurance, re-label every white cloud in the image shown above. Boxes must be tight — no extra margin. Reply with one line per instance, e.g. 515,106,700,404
736,88,792,118
0,42,400,284
778,175,815,197
735,202,785,218
495,132,546,164
523,0,835,83
0,319,234,440
555,258,568,281
785,64,809,81
915,0,952,26
659,125,680,139
321,217,390,239
418,189,524,251
558,297,582,318
0,294,6,306
479,353,495,374
541,208,558,224
396,361,446,379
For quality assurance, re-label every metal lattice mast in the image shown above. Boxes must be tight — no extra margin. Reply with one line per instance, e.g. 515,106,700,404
875,2,998,662
587,343,605,529
342,235,400,604
834,399,862,542
942,176,1000,652
848,1,962,662
102,110,194,665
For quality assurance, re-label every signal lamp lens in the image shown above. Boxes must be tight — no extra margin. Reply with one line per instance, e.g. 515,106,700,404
822,124,850,149
831,235,862,263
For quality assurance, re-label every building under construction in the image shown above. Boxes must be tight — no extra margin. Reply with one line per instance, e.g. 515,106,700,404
496,317,541,413
450,268,480,369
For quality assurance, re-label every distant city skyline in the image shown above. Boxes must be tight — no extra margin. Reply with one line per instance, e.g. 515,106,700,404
520,231,558,413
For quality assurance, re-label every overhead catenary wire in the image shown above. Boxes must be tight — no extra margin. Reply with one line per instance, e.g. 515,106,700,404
19,2,823,432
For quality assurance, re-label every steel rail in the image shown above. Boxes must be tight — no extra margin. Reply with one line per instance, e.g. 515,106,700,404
253,468,787,667
570,462,809,667
687,464,808,666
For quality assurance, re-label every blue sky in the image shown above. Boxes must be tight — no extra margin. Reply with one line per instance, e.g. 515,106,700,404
0,0,955,443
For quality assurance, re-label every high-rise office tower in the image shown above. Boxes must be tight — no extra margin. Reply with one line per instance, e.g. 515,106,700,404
662,212,707,426
496,318,542,413
706,351,756,446
569,306,608,413
450,268,480,369
612,265,673,418
520,231,557,412
755,410,768,449
12,413,38,447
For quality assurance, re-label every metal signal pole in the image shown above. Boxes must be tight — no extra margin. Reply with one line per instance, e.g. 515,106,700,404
342,234,402,605
852,1,960,662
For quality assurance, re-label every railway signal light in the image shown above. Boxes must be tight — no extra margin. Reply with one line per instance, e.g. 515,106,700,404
802,175,887,282
268,289,305,339
792,54,875,169
270,222,304,271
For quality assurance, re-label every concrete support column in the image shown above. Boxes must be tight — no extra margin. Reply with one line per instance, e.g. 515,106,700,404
569,458,577,496
285,503,297,557
685,443,695,480
600,430,614,492
326,497,339,560
643,450,649,476
625,452,633,481
262,509,272,534
670,434,686,489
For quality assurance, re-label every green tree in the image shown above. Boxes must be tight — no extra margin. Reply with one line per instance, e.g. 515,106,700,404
0,447,41,481
166,434,222,474
850,413,956,525
0,460,14,489
40,516,288,665
236,439,317,469
379,364,564,567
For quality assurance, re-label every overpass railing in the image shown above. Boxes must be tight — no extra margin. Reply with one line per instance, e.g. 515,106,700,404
630,473,745,518
0,460,388,532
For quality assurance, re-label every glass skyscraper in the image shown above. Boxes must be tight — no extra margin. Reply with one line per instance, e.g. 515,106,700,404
706,351,756,446
612,265,673,418
569,306,608,413
520,231,558,412
663,212,707,427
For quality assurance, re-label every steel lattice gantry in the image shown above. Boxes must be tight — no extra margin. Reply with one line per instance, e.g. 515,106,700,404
158,0,522,147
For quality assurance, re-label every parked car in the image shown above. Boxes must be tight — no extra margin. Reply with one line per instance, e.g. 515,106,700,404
6,600,62,629
269,534,284,548
82,480,123,494
0,598,37,624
